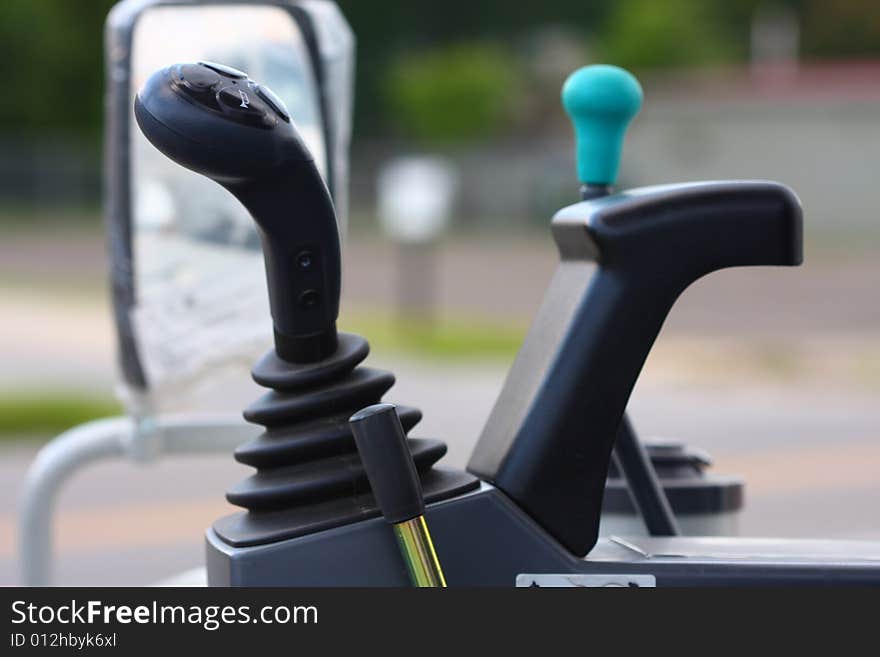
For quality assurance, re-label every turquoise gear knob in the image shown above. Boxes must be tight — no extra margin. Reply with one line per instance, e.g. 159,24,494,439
561,64,643,187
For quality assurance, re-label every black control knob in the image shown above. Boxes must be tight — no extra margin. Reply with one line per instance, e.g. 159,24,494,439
350,404,447,587
350,403,425,524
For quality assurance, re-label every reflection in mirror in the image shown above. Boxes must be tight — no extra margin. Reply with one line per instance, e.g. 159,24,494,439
130,5,326,410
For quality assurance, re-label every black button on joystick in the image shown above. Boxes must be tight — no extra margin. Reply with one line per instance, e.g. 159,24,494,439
199,61,247,79
216,84,275,128
216,84,255,111
255,84,290,123
176,63,221,91
298,290,320,308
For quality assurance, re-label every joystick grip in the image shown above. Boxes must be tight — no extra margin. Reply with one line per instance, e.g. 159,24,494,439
562,65,643,187
135,62,341,362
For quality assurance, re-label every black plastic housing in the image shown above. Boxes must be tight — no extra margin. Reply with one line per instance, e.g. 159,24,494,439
469,180,803,556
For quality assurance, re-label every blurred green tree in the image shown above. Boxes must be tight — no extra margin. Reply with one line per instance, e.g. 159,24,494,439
385,42,523,145
802,0,880,58
0,0,115,136
0,0,878,141
337,0,607,136
598,0,735,69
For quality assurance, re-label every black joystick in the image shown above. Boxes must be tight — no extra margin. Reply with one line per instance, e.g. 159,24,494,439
135,63,477,549
135,61,339,362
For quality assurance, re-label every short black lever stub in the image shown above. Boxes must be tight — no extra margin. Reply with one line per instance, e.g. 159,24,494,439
350,403,424,524
350,403,447,587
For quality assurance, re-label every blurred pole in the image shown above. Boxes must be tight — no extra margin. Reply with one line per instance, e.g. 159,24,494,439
396,241,437,327
377,156,458,328
751,5,799,82
19,413,253,585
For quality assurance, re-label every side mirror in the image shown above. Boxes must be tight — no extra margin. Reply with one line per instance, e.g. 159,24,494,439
104,0,353,412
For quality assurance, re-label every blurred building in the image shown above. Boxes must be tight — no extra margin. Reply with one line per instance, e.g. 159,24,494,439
352,59,880,235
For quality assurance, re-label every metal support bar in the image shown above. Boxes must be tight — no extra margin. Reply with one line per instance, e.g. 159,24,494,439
18,414,256,586
612,416,680,536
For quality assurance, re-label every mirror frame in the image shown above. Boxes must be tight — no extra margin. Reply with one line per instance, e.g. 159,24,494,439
104,0,342,391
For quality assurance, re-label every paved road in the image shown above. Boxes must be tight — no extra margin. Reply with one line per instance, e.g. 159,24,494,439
4,226,880,336
1,360,877,586
1,231,878,585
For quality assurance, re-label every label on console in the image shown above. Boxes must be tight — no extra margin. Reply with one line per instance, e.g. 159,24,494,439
516,574,656,587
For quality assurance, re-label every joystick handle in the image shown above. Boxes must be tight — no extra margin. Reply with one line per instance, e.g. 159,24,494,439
562,65,643,189
350,404,447,587
135,62,341,362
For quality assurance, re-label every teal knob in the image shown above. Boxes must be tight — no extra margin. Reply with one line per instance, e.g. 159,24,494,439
561,64,643,187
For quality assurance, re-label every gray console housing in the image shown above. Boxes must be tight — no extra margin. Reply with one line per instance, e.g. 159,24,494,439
207,484,880,586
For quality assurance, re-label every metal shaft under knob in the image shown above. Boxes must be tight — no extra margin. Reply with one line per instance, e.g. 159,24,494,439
349,403,446,587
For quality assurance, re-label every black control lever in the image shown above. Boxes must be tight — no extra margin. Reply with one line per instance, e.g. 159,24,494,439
135,62,340,362
469,180,803,555
566,65,680,538
350,404,447,587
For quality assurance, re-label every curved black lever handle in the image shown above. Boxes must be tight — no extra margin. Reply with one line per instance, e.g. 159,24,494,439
566,180,802,275
468,180,802,556
134,62,341,362
226,165,341,361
